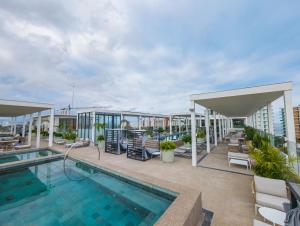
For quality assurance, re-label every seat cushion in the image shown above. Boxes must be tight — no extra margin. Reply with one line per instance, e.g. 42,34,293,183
254,176,287,197
256,192,289,211
253,219,271,226
228,152,249,159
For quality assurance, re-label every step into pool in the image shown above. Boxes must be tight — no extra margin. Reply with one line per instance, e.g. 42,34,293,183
0,158,177,225
0,149,60,164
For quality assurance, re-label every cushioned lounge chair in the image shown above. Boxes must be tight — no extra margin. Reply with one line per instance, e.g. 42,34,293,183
252,175,290,214
15,144,31,150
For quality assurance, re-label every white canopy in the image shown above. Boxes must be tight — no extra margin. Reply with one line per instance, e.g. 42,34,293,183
0,99,53,117
190,82,292,117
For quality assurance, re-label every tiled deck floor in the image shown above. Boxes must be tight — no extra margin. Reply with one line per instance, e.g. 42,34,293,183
37,140,254,226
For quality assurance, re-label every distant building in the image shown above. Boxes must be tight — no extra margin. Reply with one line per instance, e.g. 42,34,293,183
254,106,273,133
280,105,300,143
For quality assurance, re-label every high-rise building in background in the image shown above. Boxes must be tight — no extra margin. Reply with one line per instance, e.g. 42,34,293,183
280,105,300,143
254,106,272,133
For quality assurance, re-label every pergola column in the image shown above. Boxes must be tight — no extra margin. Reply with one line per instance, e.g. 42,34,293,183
169,116,172,134
185,117,188,132
213,111,217,146
10,117,13,134
218,114,222,142
48,108,54,147
190,101,197,167
267,103,274,134
13,117,16,135
138,115,142,130
230,118,233,129
22,115,26,137
36,112,41,148
28,114,33,145
283,90,296,155
205,109,210,153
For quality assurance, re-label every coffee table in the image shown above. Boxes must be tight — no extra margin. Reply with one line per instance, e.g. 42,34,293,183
258,207,286,226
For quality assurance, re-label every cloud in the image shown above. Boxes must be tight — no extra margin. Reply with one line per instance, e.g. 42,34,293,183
0,0,300,117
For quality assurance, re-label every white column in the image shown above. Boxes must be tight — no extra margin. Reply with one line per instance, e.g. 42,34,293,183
284,90,296,146
22,115,26,137
91,111,96,143
36,112,41,148
185,117,188,132
205,109,210,153
218,114,222,142
48,108,54,147
230,118,233,128
28,114,33,145
267,103,274,134
169,116,172,134
190,101,197,167
178,119,181,132
138,115,142,130
13,117,16,135
213,111,217,146
10,117,13,134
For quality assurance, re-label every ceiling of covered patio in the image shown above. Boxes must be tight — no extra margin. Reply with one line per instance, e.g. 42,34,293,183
190,82,292,117
0,99,53,117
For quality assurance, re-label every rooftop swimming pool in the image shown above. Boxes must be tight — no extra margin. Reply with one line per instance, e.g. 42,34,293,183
0,149,60,164
0,158,176,225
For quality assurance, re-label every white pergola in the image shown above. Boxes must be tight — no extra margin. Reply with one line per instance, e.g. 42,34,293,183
189,82,296,167
0,99,54,147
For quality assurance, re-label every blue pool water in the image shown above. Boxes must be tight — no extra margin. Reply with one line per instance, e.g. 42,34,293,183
0,149,59,164
0,159,176,225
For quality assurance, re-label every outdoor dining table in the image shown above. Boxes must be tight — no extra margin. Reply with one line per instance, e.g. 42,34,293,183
0,140,18,151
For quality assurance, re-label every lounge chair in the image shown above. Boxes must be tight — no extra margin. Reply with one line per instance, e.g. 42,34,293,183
54,139,67,145
228,138,240,152
252,175,290,214
65,139,90,148
15,144,31,150
228,151,251,170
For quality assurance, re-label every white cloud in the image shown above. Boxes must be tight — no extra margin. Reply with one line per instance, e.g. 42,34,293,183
0,0,300,116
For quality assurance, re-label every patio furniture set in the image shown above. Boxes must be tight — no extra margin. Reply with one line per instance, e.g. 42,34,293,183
252,175,300,226
0,134,31,151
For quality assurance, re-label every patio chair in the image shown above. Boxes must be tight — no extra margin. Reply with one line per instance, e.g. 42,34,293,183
252,175,290,214
228,151,251,170
228,138,240,152
15,144,31,150
54,139,67,145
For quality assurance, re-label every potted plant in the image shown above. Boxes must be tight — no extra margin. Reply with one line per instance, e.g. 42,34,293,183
63,131,77,143
197,128,206,142
160,141,176,163
181,134,191,148
94,122,105,146
97,134,105,150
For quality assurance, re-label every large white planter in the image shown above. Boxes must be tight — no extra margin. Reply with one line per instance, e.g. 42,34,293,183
161,150,175,163
97,141,105,150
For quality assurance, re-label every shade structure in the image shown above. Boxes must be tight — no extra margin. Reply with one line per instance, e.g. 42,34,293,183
189,82,296,167
190,82,292,117
0,99,53,117
0,99,54,148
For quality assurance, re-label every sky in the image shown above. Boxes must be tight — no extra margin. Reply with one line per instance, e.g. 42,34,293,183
0,0,300,115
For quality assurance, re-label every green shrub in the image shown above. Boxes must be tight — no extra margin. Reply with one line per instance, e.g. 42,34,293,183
41,131,49,137
63,131,77,141
160,141,176,152
250,141,299,182
157,127,164,133
53,132,63,137
97,135,105,142
197,128,206,139
181,134,191,144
